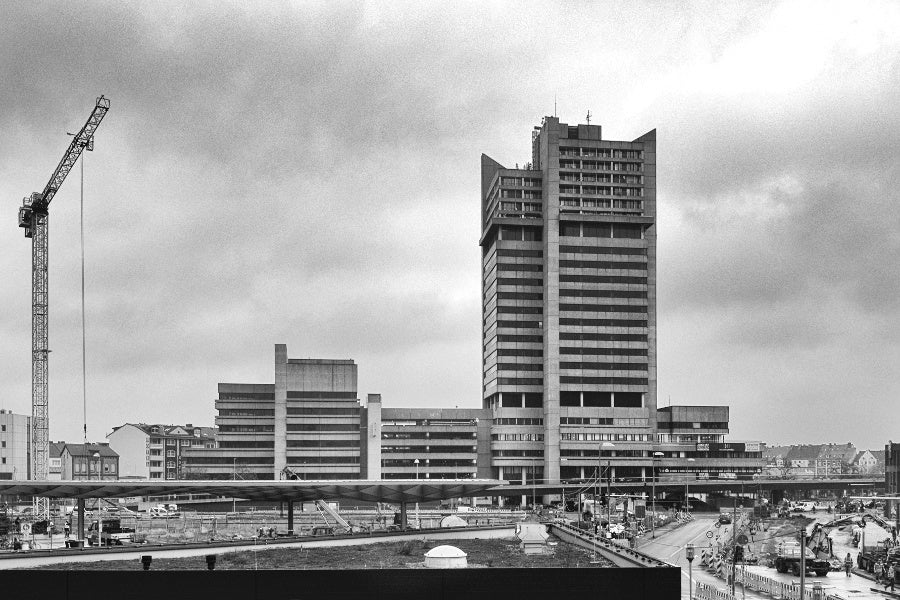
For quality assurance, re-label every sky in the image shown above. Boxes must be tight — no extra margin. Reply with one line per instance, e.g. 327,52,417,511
1,1,898,450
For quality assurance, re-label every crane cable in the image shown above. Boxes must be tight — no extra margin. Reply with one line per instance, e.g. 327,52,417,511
81,151,87,445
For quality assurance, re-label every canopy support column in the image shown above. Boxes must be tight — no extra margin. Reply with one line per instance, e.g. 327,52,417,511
400,501,408,531
287,500,294,535
77,498,85,540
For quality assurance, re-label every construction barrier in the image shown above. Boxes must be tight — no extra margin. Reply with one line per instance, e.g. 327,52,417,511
695,581,736,600
722,564,847,600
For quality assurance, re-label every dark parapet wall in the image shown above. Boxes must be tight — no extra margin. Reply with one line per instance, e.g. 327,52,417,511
0,567,681,600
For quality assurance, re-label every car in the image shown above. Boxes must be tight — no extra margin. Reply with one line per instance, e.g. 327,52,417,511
718,513,733,525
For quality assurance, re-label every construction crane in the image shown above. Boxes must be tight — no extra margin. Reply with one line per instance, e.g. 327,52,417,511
17,96,110,517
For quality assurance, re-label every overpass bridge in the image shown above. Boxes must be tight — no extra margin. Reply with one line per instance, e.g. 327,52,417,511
490,477,884,498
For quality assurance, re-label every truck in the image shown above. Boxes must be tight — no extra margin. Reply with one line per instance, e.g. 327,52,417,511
855,513,900,573
148,504,179,518
773,541,831,576
87,519,136,546
857,529,899,572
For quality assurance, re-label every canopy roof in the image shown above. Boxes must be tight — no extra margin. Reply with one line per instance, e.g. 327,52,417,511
0,479,505,503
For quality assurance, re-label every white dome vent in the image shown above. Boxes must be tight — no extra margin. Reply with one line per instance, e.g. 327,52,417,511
424,545,468,568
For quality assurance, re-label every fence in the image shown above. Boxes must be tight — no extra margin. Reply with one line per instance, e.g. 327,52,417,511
698,548,849,600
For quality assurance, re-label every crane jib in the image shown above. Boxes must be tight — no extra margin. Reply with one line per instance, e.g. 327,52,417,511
33,97,110,212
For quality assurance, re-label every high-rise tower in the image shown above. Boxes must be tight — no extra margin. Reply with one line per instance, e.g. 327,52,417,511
481,117,657,486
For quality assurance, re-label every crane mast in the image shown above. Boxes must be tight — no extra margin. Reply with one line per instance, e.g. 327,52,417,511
17,96,110,515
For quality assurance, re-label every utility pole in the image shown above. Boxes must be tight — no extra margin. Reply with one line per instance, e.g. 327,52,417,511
607,458,612,525
686,543,695,600
595,452,600,522
652,451,663,538
531,456,536,511
799,528,806,599
731,495,737,596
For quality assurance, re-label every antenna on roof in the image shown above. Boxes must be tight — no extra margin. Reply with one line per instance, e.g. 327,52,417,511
586,110,592,125
554,94,557,118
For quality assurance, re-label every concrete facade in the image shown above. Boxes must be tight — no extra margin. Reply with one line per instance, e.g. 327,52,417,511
0,410,30,480
185,348,362,481
179,345,762,484
282,354,359,480
481,118,658,486
370,406,491,480
362,394,382,479
885,442,898,519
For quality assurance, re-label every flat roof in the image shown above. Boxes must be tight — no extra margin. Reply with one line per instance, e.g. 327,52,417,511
0,479,506,503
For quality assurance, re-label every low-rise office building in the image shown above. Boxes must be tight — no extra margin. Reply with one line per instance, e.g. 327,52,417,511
182,345,762,484
364,400,492,480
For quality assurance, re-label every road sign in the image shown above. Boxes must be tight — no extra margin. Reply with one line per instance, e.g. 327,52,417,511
737,534,749,545
706,531,713,539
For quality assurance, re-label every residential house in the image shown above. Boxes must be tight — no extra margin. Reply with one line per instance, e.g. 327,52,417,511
108,423,217,480
815,443,856,477
60,443,119,480
851,449,884,475
762,445,792,477
49,441,65,481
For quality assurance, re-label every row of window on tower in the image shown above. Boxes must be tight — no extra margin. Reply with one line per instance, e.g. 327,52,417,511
558,147,643,159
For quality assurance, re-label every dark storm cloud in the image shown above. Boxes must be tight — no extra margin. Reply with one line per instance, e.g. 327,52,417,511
2,2,898,448
648,5,900,446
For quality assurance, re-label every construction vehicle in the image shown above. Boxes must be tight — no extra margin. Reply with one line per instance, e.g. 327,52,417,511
281,466,367,535
17,97,110,519
87,519,136,546
855,513,899,572
807,522,836,560
773,541,831,576
147,503,179,518
313,500,355,535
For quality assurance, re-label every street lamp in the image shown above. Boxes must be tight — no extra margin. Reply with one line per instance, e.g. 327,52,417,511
601,442,615,526
652,451,664,539
92,450,102,547
413,459,420,529
686,543,696,600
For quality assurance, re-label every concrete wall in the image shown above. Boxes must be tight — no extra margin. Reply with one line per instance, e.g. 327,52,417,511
0,411,30,480
364,394,382,479
108,424,150,479
274,344,287,479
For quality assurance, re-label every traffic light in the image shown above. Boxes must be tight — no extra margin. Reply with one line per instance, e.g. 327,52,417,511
733,545,744,562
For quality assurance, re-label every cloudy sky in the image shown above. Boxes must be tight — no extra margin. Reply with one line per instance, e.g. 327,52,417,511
1,1,898,450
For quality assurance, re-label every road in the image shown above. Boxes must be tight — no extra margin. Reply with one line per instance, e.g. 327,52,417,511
639,514,889,600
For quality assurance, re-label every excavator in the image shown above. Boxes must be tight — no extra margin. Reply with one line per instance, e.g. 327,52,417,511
807,512,899,572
